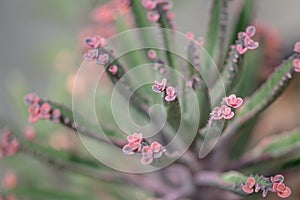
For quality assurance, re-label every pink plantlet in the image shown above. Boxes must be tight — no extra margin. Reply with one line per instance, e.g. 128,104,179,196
167,12,175,20
96,53,110,65
150,141,164,158
220,105,234,120
24,126,35,141
141,155,154,165
186,32,194,40
210,106,223,120
7,139,20,156
152,78,167,93
148,49,157,60
28,103,41,124
245,25,256,37
127,133,143,143
242,177,256,194
225,94,243,108
141,146,154,165
84,36,106,48
165,86,176,102
236,44,248,55
294,41,300,53
92,5,115,23
24,93,40,105
273,183,291,198
271,174,285,184
122,141,142,155
39,103,51,120
244,36,259,50
293,58,300,72
108,65,118,75
141,0,157,10
238,32,246,39
84,49,98,61
147,11,160,22
197,37,205,46
51,109,61,123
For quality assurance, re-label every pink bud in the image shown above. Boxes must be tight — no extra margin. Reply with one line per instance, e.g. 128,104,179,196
141,0,157,10
24,93,40,105
148,49,157,60
84,49,99,61
151,141,164,158
122,142,142,155
245,26,256,37
210,107,223,120
51,109,61,123
127,133,143,143
96,53,110,65
236,44,248,55
39,103,51,120
84,36,106,48
2,171,18,189
220,105,234,120
294,41,300,53
293,58,300,72
147,11,160,22
242,177,256,194
186,32,194,40
108,65,118,75
244,36,259,50
167,12,175,20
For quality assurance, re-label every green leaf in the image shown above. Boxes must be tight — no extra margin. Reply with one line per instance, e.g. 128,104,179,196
221,171,247,184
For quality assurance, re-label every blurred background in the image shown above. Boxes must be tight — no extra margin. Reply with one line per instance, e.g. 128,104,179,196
1,0,300,199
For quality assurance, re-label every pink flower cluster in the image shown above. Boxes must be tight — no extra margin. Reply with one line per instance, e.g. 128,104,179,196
24,93,61,124
211,94,243,120
83,36,110,65
271,174,291,198
236,26,259,55
292,41,300,72
141,0,174,26
242,175,291,198
122,133,164,165
152,79,177,102
0,130,19,159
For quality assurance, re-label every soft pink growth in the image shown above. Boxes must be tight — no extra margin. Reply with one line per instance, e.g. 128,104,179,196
84,49,98,61
165,86,176,102
84,36,106,48
108,65,118,75
271,174,285,184
24,126,35,141
197,37,205,46
28,103,41,124
96,53,110,65
244,36,259,50
293,58,300,72
2,171,18,189
245,26,256,37
242,177,256,194
150,141,164,158
186,32,194,40
148,49,157,60
167,12,175,20
220,105,234,119
273,183,291,198
225,94,243,108
141,0,157,10
152,78,167,93
141,155,154,165
147,11,160,22
237,44,248,55
294,41,300,53
92,5,115,23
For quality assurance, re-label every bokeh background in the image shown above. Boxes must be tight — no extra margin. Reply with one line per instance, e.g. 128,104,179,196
1,0,300,199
